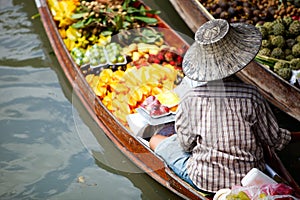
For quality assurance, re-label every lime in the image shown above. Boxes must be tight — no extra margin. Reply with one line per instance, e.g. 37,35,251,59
90,58,99,66
110,56,117,64
75,58,83,65
100,57,107,64
82,56,89,64
117,55,125,63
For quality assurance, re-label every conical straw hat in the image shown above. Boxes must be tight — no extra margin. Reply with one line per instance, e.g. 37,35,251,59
182,19,262,82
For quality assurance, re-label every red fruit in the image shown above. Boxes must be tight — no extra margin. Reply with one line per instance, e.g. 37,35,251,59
132,1,141,7
292,16,300,21
176,55,183,63
157,52,164,61
169,60,176,66
148,54,155,63
159,105,169,114
153,58,161,64
150,109,161,116
151,98,161,106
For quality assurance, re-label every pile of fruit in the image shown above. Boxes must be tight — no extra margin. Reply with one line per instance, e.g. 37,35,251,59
255,18,300,82
47,0,186,125
85,63,180,124
200,0,300,25
71,42,126,67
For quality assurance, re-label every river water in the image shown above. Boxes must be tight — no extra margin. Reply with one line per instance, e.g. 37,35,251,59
0,0,299,200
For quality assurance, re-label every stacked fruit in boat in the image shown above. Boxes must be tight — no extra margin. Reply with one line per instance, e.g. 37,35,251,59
84,43,184,124
255,18,300,84
198,0,300,87
47,0,186,125
200,0,300,25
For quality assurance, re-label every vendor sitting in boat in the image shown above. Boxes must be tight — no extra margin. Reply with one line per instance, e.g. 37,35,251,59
149,19,291,194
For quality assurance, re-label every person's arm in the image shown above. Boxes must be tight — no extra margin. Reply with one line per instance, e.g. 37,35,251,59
175,99,197,152
255,99,291,151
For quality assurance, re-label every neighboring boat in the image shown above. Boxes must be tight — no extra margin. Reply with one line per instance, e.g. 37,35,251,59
35,0,300,199
169,0,300,122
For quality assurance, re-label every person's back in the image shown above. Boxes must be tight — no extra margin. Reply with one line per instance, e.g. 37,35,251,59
149,19,291,194
176,81,291,192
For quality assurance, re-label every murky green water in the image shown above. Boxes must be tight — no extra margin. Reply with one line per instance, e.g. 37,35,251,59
0,1,299,200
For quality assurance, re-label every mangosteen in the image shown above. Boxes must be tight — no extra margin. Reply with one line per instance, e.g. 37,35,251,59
214,7,222,16
211,4,218,11
253,9,260,16
253,16,259,24
220,11,229,19
228,7,235,17
243,7,252,17
218,0,229,10
243,2,250,8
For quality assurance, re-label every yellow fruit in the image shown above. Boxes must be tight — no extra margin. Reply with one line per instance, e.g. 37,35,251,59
132,51,141,61
156,91,180,107
93,86,106,98
85,74,94,84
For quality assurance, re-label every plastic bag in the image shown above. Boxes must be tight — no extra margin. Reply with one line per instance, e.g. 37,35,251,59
227,183,298,200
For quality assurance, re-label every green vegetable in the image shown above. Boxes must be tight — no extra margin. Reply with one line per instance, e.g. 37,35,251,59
272,22,285,36
271,47,285,59
290,58,300,70
274,61,289,73
289,20,300,36
258,48,271,57
271,35,285,48
292,43,300,57
276,67,292,80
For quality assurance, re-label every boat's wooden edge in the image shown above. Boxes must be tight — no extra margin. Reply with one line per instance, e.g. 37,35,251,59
169,0,212,32
264,146,300,197
35,0,208,199
165,166,211,200
169,0,300,122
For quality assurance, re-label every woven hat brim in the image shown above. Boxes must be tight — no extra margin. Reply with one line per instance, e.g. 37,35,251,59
182,23,262,82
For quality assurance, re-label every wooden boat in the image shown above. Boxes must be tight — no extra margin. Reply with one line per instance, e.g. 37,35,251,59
169,0,300,122
35,0,300,199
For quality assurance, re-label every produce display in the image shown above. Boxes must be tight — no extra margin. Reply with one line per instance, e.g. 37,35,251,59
200,0,300,25
255,18,300,82
47,0,185,125
85,63,180,124
198,0,300,87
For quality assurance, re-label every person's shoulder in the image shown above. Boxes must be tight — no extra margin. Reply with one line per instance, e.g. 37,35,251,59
225,82,264,100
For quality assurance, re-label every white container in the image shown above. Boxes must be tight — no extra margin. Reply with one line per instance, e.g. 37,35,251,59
241,168,277,186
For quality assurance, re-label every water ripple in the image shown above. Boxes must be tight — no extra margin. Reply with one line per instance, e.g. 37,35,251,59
0,2,45,64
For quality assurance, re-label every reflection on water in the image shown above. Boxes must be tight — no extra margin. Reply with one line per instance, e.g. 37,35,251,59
0,0,299,199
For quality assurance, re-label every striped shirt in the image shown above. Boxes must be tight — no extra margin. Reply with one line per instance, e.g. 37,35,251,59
175,81,291,193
